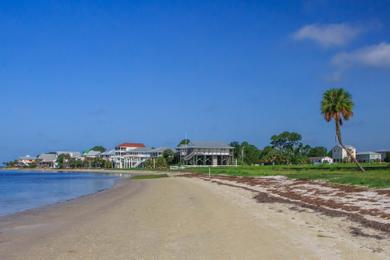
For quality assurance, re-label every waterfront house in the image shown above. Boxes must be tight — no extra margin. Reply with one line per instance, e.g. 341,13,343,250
37,153,57,168
112,143,173,168
177,141,234,166
18,155,37,167
331,145,356,163
308,156,333,164
356,152,382,163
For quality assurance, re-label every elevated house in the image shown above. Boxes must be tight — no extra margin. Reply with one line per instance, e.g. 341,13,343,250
331,145,356,163
83,150,101,159
37,153,57,168
112,143,172,169
56,151,82,159
177,141,234,166
356,152,382,163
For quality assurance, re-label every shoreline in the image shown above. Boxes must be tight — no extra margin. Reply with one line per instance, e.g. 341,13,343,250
1,176,390,259
0,167,174,175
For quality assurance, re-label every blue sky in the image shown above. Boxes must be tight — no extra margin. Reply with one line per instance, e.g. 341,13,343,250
1,0,390,163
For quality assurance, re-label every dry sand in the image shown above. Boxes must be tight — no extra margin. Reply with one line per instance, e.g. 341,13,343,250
0,177,389,259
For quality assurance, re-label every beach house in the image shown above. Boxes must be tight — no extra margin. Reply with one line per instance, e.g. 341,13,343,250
376,150,390,162
112,143,175,168
37,153,58,168
18,155,37,167
331,145,356,163
356,152,382,163
177,141,234,166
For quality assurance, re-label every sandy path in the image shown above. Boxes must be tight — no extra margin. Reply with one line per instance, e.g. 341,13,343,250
0,177,387,259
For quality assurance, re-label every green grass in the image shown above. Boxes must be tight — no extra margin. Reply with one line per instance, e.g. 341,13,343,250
185,164,390,188
132,174,169,180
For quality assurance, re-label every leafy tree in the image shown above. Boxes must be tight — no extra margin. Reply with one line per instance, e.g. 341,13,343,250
144,157,168,170
321,88,364,172
240,141,261,165
230,141,241,159
177,139,190,147
90,146,106,153
162,149,176,165
384,152,390,163
57,154,71,169
271,131,302,152
307,146,328,157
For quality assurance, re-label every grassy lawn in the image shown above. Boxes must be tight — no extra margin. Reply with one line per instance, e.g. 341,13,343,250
132,174,169,180
186,164,390,188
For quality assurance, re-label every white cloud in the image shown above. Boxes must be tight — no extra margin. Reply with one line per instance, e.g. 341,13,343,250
332,42,390,68
293,23,361,47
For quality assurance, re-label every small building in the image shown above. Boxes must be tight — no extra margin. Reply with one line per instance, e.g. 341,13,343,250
18,155,37,167
308,156,333,164
331,145,356,163
177,141,234,166
356,152,382,163
37,153,57,168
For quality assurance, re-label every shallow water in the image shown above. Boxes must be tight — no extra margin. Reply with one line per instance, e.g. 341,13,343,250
0,170,118,217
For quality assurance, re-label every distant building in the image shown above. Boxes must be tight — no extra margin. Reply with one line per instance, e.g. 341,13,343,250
356,152,382,163
18,155,37,167
331,145,356,163
308,156,333,164
376,150,390,162
177,141,234,166
37,153,57,168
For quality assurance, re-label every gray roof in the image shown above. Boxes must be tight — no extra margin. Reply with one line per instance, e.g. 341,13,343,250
57,151,81,157
38,153,57,162
19,155,37,161
83,150,101,157
180,141,233,149
101,150,115,156
357,151,381,155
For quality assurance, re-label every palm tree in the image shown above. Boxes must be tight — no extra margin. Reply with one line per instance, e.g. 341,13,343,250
321,88,365,172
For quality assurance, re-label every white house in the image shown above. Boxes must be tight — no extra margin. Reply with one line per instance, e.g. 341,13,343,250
331,145,356,163
356,152,382,163
308,156,333,164
112,143,172,169
83,150,101,159
56,151,82,159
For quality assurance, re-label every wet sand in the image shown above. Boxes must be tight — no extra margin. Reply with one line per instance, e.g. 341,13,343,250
0,177,389,259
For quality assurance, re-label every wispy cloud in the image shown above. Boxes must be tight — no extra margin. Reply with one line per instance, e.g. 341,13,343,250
332,42,390,68
293,23,362,47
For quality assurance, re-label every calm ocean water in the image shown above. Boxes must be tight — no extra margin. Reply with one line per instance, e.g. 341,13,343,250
0,170,119,217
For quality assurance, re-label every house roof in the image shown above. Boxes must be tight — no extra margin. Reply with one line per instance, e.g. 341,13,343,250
179,141,233,149
101,150,115,156
83,150,101,157
19,155,37,161
37,153,57,162
116,143,145,148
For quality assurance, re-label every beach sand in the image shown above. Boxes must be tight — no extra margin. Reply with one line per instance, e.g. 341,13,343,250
0,177,389,259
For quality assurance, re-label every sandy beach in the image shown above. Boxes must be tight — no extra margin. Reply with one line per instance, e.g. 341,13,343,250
1,176,389,260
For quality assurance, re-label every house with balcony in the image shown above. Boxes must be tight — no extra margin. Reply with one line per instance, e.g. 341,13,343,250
177,141,234,166
37,153,58,168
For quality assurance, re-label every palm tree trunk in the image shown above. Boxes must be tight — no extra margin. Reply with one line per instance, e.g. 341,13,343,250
335,120,365,172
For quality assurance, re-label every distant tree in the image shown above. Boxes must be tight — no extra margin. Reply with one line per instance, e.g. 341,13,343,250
162,149,176,165
177,139,190,147
57,154,71,169
307,146,328,157
240,141,260,165
321,88,364,172
229,141,241,159
271,132,302,153
90,146,106,153
385,152,390,163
